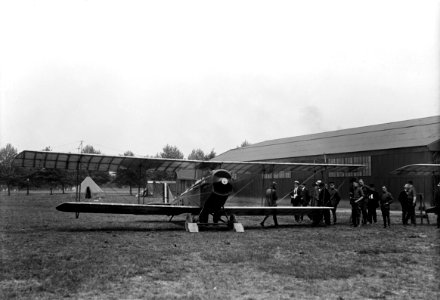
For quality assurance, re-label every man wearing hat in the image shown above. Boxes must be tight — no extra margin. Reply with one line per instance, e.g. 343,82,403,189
317,180,331,225
398,184,410,225
328,182,341,224
290,180,302,222
404,182,417,226
350,180,364,227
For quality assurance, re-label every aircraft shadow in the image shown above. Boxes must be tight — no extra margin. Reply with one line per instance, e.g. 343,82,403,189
55,221,331,233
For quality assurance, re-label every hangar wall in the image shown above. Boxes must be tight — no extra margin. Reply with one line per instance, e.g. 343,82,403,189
227,146,438,205
212,116,440,206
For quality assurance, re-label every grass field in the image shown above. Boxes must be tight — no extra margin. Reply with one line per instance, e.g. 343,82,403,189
1,191,439,299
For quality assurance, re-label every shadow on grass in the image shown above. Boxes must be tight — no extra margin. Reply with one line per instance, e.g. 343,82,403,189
244,223,327,230
57,225,186,232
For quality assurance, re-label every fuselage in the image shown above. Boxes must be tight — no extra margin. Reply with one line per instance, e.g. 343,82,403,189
173,169,233,222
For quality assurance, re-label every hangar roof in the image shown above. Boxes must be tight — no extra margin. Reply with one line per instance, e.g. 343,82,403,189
215,116,440,161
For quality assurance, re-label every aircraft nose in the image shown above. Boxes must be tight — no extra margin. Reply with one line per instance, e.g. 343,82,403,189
212,177,232,196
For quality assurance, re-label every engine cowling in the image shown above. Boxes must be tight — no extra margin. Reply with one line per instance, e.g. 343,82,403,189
211,169,233,196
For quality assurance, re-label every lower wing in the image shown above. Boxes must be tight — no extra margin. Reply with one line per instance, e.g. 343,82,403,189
56,202,200,215
224,206,334,216
57,202,332,216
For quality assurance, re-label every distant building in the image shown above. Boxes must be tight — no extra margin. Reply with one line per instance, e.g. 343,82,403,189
214,116,440,203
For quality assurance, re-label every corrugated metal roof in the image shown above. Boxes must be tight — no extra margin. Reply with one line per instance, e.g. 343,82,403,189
215,116,440,161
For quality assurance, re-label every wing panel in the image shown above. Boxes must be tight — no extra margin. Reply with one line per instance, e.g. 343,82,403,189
13,150,364,173
391,164,440,176
56,202,201,215
224,206,334,216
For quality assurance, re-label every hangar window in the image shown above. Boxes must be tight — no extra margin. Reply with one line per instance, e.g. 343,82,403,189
263,171,291,179
328,156,371,177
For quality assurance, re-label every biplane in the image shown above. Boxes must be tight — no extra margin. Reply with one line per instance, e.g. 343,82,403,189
13,150,364,232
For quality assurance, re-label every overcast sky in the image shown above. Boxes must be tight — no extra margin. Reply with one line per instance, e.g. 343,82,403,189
1,0,439,157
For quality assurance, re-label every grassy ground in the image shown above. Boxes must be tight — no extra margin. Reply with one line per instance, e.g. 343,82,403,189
1,191,439,299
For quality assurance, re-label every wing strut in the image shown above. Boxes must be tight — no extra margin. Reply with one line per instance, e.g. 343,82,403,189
137,165,142,204
75,153,81,219
261,167,265,206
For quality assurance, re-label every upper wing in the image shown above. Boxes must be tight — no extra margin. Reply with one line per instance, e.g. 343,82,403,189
13,150,364,174
56,202,332,216
390,164,440,176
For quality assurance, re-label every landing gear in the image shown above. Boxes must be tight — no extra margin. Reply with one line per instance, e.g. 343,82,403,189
184,210,244,232
185,214,199,232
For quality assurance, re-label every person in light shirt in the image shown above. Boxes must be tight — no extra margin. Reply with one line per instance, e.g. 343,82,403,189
289,180,302,222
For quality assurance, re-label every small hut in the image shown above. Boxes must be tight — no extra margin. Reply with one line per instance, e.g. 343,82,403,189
80,176,104,199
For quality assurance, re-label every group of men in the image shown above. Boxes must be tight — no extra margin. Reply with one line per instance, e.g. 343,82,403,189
260,179,342,227
261,178,440,228
350,179,391,228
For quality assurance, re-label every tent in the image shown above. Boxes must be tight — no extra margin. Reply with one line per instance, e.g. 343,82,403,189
80,176,104,199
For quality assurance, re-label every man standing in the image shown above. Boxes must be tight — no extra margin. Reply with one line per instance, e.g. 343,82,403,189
310,183,320,206
290,180,302,222
367,184,379,224
404,182,417,226
408,181,418,205
328,182,341,224
318,181,332,225
260,182,279,227
299,184,310,206
398,185,409,225
358,179,370,225
380,186,393,228
433,182,440,228
350,180,364,227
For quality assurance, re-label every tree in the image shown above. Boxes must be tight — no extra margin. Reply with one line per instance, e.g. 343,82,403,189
123,150,134,157
42,146,52,151
240,140,251,148
158,144,184,159
0,144,24,195
114,150,138,195
29,168,66,195
204,149,216,160
148,145,184,181
188,148,205,160
188,148,217,161
82,145,101,154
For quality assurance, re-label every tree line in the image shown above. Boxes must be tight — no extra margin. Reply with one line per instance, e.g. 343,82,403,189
0,143,222,195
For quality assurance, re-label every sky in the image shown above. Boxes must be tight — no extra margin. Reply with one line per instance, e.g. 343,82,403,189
1,0,439,157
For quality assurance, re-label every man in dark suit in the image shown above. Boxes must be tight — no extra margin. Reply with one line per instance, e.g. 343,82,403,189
398,186,409,225
404,183,417,226
328,182,341,224
260,182,279,227
358,179,370,225
434,182,440,228
318,181,332,225
367,184,379,224
350,180,364,227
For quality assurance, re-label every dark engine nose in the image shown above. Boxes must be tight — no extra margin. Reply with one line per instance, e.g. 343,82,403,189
212,170,233,196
